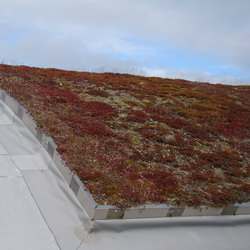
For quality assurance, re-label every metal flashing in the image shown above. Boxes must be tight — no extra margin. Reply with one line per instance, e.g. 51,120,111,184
182,206,223,217
106,207,125,219
167,207,185,217
222,206,239,215
77,186,97,219
123,205,170,219
52,151,72,184
5,95,19,114
22,112,37,137
17,105,24,119
236,203,250,215
70,174,81,195
0,90,7,102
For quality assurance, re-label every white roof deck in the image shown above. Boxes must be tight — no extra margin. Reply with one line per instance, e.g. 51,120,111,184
0,97,250,250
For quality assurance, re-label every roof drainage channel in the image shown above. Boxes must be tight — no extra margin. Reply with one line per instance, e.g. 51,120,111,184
1,89,250,220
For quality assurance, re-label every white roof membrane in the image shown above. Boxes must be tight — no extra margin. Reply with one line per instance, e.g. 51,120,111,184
0,178,59,250
0,154,21,177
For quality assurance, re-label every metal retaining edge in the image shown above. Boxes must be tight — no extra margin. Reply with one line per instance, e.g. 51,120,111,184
1,89,250,220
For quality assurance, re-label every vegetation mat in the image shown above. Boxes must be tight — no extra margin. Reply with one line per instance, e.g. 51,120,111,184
0,64,249,208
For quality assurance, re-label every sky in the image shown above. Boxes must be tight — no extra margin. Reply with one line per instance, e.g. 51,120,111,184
1,0,250,85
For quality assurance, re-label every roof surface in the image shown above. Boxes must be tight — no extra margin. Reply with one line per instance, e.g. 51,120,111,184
1,92,250,250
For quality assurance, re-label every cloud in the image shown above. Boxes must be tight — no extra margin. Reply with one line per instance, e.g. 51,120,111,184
3,31,139,70
144,68,250,85
0,0,250,84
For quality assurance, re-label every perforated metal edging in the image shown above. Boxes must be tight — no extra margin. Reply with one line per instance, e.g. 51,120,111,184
1,89,250,220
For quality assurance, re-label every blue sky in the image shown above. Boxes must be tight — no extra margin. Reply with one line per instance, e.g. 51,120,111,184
1,0,250,85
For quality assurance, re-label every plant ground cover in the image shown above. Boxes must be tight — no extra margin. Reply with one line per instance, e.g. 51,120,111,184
0,64,249,208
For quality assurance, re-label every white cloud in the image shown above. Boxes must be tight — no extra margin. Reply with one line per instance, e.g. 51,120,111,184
0,0,250,84
144,67,250,85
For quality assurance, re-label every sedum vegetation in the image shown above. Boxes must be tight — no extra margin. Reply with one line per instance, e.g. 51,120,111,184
0,64,249,208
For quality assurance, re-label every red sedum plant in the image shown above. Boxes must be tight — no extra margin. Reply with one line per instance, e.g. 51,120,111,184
0,64,249,208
